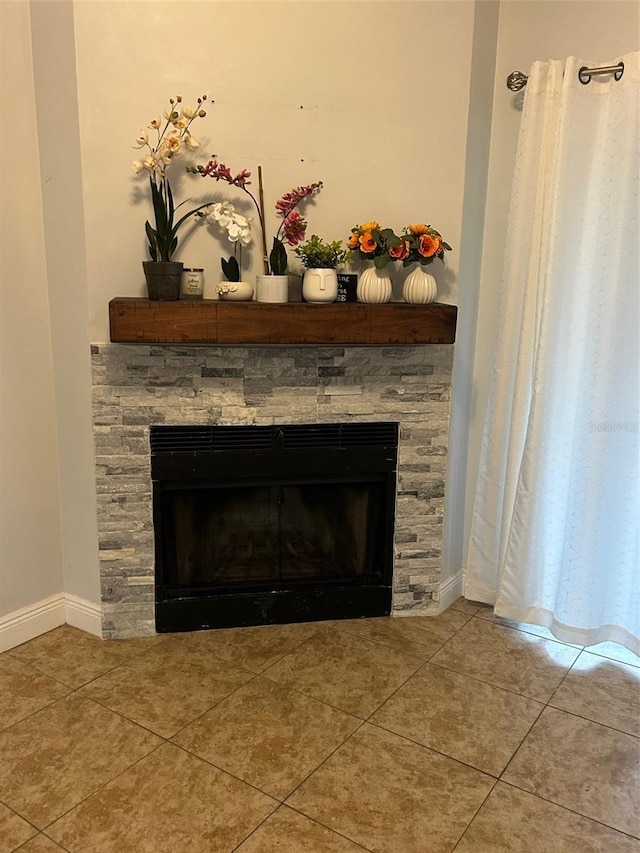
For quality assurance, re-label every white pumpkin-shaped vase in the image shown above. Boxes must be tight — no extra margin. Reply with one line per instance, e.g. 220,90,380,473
357,265,393,304
402,265,437,304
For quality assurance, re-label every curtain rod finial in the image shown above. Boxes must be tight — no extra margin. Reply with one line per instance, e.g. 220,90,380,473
507,71,528,91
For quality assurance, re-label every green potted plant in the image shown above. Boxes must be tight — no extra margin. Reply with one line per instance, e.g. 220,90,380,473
132,94,214,300
295,235,347,303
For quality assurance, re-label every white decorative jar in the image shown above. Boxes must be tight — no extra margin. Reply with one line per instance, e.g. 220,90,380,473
256,275,289,303
402,265,437,304
302,269,338,303
357,265,393,304
218,281,254,301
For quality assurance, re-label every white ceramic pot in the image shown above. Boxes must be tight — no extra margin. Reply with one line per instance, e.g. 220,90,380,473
218,281,254,301
256,274,289,303
402,265,437,304
357,265,393,304
302,268,338,303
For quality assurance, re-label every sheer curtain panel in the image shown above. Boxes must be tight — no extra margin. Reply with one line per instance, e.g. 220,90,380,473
465,53,639,653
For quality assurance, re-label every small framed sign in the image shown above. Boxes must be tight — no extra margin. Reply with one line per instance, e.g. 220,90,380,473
336,273,358,303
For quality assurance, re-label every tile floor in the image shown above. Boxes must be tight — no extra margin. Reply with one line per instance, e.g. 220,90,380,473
1,600,639,852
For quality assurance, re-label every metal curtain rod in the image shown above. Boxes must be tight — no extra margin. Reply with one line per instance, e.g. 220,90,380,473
506,61,625,91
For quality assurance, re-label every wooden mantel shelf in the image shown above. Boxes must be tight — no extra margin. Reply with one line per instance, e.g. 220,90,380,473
109,298,457,346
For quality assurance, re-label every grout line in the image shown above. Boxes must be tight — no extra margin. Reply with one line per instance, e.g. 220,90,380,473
497,779,640,842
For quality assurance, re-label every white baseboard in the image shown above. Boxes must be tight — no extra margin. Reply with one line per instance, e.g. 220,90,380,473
64,593,102,637
438,569,464,613
0,593,102,652
0,593,65,652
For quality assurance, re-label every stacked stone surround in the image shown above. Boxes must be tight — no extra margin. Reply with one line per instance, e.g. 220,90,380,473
91,343,454,639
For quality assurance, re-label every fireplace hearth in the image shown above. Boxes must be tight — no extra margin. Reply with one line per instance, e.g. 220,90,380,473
152,422,398,632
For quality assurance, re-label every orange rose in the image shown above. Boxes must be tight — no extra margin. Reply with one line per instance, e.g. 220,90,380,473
418,234,438,258
347,233,360,250
389,240,410,261
409,223,429,236
360,220,380,233
430,234,443,254
359,232,377,253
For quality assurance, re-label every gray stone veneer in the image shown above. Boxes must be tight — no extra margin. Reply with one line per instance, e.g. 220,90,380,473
91,344,453,638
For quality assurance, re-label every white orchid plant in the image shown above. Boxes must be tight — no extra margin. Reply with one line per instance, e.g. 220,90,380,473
202,201,252,282
132,94,213,262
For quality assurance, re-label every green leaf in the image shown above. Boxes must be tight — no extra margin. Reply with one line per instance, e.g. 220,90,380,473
373,255,389,269
269,237,288,275
221,255,240,282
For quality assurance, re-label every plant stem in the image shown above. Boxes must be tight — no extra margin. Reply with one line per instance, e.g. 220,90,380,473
258,165,269,274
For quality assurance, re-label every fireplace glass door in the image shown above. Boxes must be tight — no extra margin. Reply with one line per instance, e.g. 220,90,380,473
151,422,398,631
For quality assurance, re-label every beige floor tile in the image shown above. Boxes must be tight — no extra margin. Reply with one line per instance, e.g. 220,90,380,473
264,628,422,718
287,723,494,853
0,694,161,829
449,597,486,615
47,742,276,853
337,608,471,658
371,663,543,775
236,807,367,852
455,781,639,852
475,610,583,646
174,621,329,673
174,675,361,799
585,641,640,668
550,651,640,736
0,801,37,851
79,637,254,737
0,656,70,731
503,706,640,837
8,625,164,689
431,618,579,702
17,836,68,852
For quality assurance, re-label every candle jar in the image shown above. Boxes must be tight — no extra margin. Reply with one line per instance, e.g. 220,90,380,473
180,268,204,300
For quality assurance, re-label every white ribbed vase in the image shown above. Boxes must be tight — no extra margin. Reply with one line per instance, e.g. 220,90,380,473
402,265,438,304
357,265,393,304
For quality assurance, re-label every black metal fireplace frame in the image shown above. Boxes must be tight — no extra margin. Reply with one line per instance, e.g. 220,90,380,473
151,422,398,632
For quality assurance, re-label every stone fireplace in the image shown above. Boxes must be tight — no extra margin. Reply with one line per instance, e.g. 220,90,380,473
91,343,453,639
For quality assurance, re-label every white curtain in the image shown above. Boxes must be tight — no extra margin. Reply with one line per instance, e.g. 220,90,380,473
465,52,639,654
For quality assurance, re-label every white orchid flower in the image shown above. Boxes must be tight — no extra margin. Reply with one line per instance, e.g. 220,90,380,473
132,160,145,174
238,228,252,246
164,133,181,152
182,105,197,120
183,132,199,151
133,131,148,148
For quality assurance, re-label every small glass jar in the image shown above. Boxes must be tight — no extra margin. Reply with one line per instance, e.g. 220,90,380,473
180,268,204,300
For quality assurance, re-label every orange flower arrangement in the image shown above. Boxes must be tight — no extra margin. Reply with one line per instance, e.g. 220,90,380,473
347,221,451,269
400,223,451,267
346,221,402,269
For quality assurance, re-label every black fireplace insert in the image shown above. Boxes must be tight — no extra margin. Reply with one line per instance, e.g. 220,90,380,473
151,422,398,632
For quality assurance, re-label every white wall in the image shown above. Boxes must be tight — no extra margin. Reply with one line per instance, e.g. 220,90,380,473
0,1,64,619
460,0,640,578
73,0,476,342
30,0,101,608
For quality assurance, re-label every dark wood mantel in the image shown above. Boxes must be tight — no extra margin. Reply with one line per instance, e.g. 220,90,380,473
109,298,457,345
